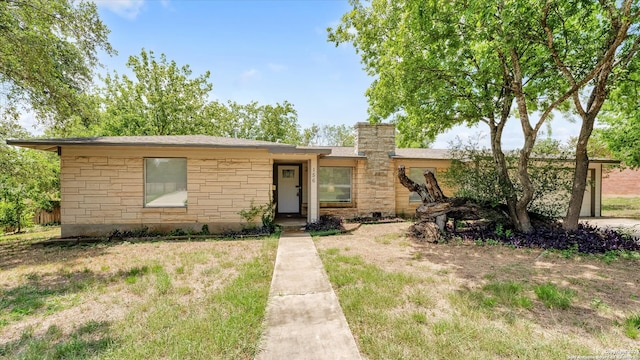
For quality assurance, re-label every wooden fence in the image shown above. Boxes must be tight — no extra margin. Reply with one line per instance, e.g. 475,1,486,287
33,205,61,225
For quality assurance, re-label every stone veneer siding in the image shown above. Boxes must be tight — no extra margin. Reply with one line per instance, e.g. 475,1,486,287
60,146,272,237
317,122,399,219
353,123,397,217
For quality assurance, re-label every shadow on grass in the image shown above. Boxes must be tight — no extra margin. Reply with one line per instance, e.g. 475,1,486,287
0,267,151,328
0,320,115,359
0,237,109,271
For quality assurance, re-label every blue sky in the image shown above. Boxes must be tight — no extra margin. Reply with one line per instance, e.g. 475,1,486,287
27,0,581,149
93,0,372,131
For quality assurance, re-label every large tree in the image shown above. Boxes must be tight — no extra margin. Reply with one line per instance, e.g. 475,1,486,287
301,124,355,146
0,0,114,126
98,49,213,136
207,100,302,145
330,0,640,232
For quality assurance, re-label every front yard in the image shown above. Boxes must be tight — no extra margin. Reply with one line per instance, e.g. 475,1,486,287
0,231,277,359
2,222,639,359
315,222,640,359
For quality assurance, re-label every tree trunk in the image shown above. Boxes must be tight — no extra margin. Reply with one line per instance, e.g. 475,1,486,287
489,120,521,231
398,166,511,241
564,113,597,230
397,165,446,203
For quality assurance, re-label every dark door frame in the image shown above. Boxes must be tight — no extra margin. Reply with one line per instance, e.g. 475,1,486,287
273,163,303,215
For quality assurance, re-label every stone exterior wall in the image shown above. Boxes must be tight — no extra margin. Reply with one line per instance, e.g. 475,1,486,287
352,122,397,217
60,146,272,237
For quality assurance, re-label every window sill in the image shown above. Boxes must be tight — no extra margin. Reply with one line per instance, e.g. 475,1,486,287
320,202,354,208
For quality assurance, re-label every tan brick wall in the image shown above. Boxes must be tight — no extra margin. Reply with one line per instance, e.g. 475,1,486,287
60,146,273,236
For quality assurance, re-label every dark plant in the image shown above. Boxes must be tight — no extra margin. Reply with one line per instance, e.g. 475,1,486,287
440,222,640,254
305,215,344,232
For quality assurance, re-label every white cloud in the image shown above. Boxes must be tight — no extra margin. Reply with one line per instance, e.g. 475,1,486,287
94,0,145,20
268,63,287,72
239,69,260,84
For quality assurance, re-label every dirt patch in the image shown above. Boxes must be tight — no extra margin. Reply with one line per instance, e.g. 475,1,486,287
0,238,265,344
314,222,640,350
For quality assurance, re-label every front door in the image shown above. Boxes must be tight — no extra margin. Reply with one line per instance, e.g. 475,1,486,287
277,165,300,214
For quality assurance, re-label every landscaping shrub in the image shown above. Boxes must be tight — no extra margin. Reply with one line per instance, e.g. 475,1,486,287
439,221,640,254
305,215,344,232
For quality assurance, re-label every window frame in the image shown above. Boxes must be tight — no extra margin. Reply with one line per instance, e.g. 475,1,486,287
319,166,354,207
143,157,188,208
408,167,436,203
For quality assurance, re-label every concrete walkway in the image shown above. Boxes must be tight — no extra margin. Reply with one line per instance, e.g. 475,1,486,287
255,232,362,360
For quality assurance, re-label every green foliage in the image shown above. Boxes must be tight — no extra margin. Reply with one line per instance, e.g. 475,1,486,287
0,128,60,232
0,0,114,126
533,283,575,310
442,138,573,218
209,100,302,145
302,123,355,146
238,199,277,231
98,49,214,136
330,0,640,232
624,313,640,339
595,56,640,168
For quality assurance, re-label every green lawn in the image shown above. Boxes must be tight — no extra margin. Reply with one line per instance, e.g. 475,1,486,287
601,196,640,218
0,226,60,243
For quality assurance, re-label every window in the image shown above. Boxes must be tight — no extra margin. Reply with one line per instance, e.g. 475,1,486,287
319,167,352,203
144,158,187,207
409,167,436,203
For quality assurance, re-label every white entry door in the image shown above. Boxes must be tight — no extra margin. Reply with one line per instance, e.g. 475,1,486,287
277,165,300,213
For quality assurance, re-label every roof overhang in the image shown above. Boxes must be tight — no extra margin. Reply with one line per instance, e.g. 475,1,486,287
6,139,331,155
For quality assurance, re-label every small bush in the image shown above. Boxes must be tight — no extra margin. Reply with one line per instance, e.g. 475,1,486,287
305,215,344,232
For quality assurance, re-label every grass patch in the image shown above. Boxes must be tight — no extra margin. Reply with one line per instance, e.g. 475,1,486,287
374,232,400,245
533,283,575,310
0,321,114,358
0,271,95,327
97,238,277,359
0,225,61,242
320,247,591,359
623,313,640,339
450,281,533,315
601,196,640,218
309,229,343,237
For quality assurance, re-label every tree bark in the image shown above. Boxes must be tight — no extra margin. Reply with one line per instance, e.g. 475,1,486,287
398,166,510,241
397,165,446,203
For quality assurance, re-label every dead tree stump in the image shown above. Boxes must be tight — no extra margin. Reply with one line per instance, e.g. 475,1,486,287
398,165,506,242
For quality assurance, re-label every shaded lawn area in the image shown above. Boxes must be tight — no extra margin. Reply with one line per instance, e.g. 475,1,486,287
602,196,640,219
0,234,277,359
315,222,640,360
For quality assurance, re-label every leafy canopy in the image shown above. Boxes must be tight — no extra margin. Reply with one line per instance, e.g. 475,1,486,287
99,49,213,136
0,0,114,125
